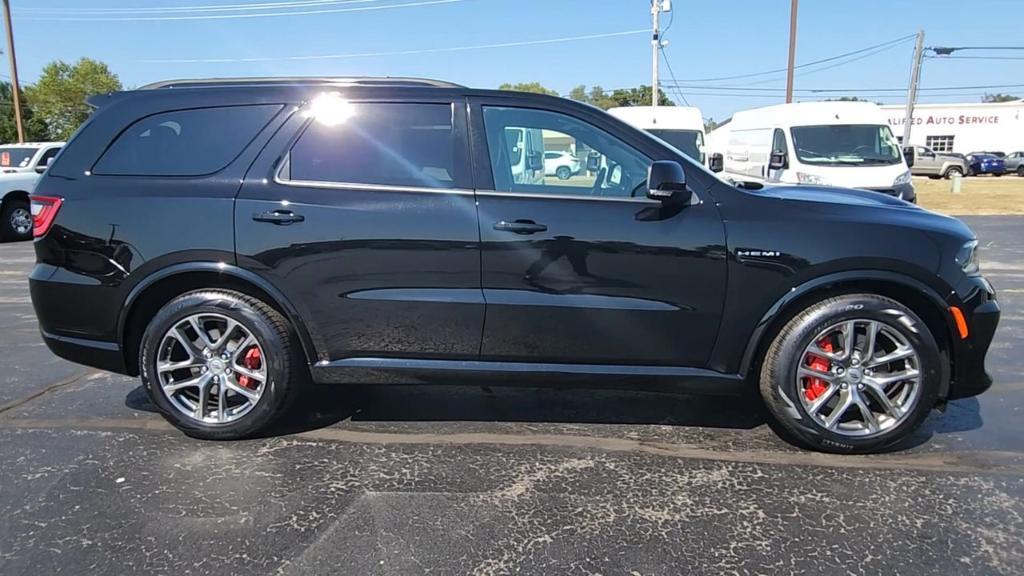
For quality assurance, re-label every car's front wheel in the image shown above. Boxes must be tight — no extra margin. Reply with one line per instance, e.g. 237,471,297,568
943,166,963,179
139,289,307,439
759,294,940,453
556,166,572,180
1,198,33,241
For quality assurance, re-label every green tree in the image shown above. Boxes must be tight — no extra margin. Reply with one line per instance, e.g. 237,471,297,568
25,58,122,140
982,93,1019,103
568,84,673,110
0,82,48,143
498,82,558,96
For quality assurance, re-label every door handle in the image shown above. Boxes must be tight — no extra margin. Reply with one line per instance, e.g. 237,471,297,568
493,220,547,234
253,210,304,225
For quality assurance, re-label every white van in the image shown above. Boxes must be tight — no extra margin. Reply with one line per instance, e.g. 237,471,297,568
719,101,914,202
607,106,706,165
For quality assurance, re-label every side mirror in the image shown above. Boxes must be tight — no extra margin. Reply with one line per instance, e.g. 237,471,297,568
526,152,543,172
35,157,51,174
586,153,601,172
708,152,724,173
768,150,787,170
902,146,915,168
647,160,690,203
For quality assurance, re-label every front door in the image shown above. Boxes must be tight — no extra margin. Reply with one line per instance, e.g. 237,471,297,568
235,97,483,364
470,100,727,367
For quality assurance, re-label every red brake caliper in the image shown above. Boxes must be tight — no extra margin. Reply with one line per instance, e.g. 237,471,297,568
804,339,833,402
238,347,262,390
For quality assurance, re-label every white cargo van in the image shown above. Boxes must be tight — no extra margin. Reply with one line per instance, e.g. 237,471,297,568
718,101,914,202
607,106,706,165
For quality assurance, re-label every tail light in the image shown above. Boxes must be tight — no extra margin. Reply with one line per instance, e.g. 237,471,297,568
30,195,62,238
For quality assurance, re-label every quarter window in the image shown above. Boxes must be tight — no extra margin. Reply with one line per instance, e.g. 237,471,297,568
94,105,282,176
285,102,458,189
481,106,651,199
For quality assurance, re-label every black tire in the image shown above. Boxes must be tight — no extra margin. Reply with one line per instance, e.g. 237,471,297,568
139,289,307,440
1017,166,1024,177
0,198,32,241
759,293,941,454
994,172,1003,177
967,167,976,177
942,167,963,179
556,166,572,180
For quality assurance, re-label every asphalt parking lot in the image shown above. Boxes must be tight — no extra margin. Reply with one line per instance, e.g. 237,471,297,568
1,216,1022,575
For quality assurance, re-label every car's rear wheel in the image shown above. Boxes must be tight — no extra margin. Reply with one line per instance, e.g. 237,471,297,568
943,166,963,179
759,294,941,453
1017,166,1024,177
1,198,32,241
140,289,307,439
556,166,572,180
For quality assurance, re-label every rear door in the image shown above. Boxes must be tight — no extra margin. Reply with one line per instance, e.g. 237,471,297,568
469,97,727,367
235,95,483,365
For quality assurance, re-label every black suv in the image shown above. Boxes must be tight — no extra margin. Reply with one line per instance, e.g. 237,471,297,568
28,77,999,453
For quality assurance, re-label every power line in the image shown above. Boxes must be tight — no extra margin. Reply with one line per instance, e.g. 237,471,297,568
671,34,915,82
17,0,466,21
662,82,1024,93
656,7,689,106
140,29,649,63
926,55,1024,61
16,0,388,14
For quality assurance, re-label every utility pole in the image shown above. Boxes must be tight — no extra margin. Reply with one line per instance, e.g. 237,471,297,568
651,0,661,109
785,0,798,103
2,0,23,143
901,30,925,148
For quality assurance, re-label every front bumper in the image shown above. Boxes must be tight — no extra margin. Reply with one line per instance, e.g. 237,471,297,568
947,276,1000,399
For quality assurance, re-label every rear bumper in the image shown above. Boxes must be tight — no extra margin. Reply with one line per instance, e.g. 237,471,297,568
39,330,127,374
947,277,1000,400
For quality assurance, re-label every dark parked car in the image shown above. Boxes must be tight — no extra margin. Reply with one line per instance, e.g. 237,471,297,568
28,77,999,453
966,153,1006,176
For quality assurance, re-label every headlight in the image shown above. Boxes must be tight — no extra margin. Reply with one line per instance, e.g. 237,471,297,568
796,172,826,185
894,170,912,186
955,240,981,276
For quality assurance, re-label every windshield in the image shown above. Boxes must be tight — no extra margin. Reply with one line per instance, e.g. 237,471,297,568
0,147,40,169
790,124,901,166
648,129,705,163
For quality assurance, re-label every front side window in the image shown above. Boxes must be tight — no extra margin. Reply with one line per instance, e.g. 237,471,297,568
648,129,704,164
482,106,650,199
94,105,282,176
790,124,901,166
285,102,458,189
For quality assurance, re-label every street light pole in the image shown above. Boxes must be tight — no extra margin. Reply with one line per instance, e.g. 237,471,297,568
901,30,926,148
785,0,798,103
651,0,661,109
2,0,24,143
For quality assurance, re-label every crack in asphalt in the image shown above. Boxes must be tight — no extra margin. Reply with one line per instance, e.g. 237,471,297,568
0,369,97,416
2,416,1022,476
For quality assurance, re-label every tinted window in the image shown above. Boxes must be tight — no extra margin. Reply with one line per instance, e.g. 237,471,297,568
94,105,282,176
790,124,901,166
0,147,39,168
287,102,457,189
38,147,61,167
482,106,650,199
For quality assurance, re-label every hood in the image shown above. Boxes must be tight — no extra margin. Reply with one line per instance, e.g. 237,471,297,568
758,184,917,209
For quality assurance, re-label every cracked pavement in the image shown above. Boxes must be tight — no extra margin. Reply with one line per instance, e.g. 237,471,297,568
1,216,1022,575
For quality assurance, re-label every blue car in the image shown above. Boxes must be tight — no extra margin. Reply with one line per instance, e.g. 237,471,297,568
966,153,1006,176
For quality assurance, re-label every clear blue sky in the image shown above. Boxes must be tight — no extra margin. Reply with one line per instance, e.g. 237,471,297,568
10,0,1024,120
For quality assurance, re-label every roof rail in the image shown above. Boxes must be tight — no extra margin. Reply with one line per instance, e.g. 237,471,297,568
139,77,465,90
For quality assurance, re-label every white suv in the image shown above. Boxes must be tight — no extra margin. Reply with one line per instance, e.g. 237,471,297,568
0,142,64,240
543,150,581,180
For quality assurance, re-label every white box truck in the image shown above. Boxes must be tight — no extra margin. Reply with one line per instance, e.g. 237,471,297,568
607,106,706,165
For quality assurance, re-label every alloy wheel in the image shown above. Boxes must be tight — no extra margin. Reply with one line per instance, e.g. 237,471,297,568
155,313,267,424
10,207,31,236
797,319,921,437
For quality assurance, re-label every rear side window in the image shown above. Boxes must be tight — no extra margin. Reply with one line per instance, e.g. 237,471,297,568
94,105,282,176
285,102,457,189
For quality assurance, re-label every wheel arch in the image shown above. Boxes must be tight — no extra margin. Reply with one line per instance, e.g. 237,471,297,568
739,270,955,399
118,263,319,376
2,189,30,205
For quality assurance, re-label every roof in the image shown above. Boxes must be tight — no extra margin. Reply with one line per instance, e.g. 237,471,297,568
139,76,465,90
606,106,704,131
729,101,887,128
878,100,1024,111
0,141,64,147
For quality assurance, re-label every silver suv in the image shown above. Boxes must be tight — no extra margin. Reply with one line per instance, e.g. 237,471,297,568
911,145,968,179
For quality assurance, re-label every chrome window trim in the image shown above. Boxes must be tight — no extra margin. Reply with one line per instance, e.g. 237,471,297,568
273,171,475,195
475,190,663,204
